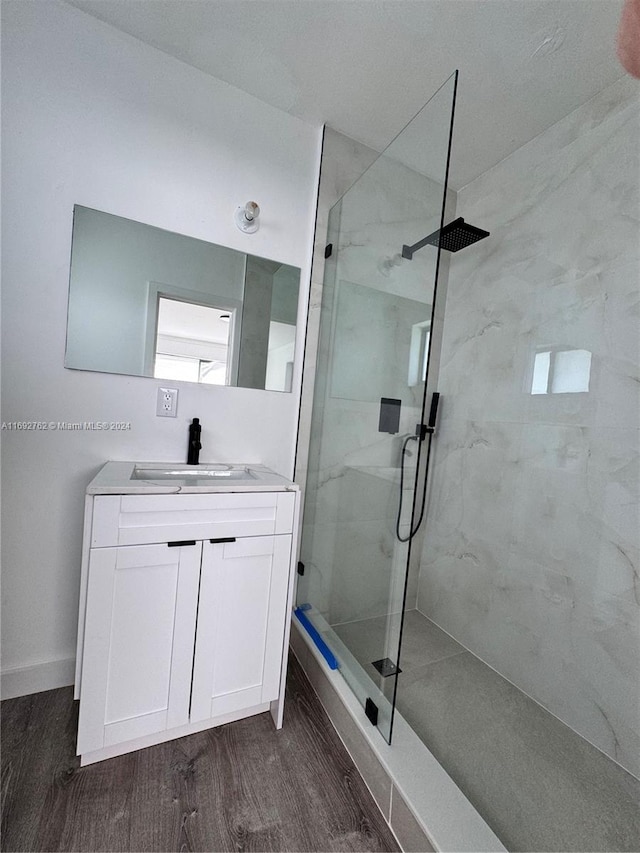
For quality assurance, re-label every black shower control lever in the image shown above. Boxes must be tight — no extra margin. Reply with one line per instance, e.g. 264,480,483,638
415,392,440,439
428,392,440,431
378,397,401,434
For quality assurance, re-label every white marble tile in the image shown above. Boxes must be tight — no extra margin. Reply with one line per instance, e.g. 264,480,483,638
508,425,639,603
420,428,640,776
328,519,399,625
329,280,428,407
587,429,639,584
318,127,379,213
295,128,379,504
422,419,524,546
437,294,536,425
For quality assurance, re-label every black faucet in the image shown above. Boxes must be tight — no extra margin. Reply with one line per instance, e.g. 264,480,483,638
187,417,202,465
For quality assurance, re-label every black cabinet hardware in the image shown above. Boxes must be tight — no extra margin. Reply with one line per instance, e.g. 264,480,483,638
167,540,196,547
209,537,237,544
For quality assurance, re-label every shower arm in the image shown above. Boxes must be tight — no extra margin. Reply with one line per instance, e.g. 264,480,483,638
401,231,438,261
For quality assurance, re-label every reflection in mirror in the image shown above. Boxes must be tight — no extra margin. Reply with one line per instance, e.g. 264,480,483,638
65,206,301,392
329,280,429,403
154,299,233,385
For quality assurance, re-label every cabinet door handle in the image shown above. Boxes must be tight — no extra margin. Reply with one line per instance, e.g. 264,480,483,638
209,537,237,544
167,540,197,547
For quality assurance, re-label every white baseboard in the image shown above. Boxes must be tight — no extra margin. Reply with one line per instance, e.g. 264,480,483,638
1,657,76,700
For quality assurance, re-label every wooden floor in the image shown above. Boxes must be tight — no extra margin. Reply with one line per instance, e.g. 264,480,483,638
1,654,399,853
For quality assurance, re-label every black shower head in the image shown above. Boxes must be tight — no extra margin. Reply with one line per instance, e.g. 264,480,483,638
402,217,490,259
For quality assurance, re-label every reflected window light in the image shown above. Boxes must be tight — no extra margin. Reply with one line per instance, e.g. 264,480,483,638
408,321,431,387
531,348,592,395
154,353,200,383
552,349,592,393
154,354,227,386
531,351,551,395
199,360,227,385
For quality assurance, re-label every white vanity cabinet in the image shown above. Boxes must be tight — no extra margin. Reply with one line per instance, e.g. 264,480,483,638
190,536,292,722
75,473,300,766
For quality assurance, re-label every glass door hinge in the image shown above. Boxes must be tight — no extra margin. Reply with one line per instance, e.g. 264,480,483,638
365,698,379,726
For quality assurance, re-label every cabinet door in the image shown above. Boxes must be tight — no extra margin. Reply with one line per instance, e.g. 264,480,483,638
190,535,292,722
77,542,201,755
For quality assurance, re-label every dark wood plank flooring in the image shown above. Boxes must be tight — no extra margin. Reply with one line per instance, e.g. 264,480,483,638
1,654,399,852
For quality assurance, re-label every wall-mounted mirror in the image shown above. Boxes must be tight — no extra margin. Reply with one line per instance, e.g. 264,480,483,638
65,206,301,392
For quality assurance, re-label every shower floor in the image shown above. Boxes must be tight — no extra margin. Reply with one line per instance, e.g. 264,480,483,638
333,609,640,853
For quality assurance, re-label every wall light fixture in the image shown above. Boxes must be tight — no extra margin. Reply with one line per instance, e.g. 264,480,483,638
235,201,260,233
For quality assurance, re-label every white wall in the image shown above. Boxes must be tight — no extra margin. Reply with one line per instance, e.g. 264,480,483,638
0,0,321,695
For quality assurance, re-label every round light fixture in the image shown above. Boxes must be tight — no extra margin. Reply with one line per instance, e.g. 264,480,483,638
235,201,260,234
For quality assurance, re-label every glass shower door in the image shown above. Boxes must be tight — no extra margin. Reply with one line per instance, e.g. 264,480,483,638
296,72,458,741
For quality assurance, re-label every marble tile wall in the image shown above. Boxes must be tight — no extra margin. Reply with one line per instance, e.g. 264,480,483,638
417,76,640,777
294,128,379,511
295,127,379,622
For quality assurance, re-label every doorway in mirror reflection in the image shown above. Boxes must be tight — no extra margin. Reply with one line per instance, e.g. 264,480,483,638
154,297,232,385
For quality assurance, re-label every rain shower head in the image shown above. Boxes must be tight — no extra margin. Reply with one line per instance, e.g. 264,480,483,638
402,217,489,260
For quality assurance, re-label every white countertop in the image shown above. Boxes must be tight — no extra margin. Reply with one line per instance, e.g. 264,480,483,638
87,461,299,495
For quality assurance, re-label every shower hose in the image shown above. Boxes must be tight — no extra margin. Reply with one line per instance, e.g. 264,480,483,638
395,393,439,543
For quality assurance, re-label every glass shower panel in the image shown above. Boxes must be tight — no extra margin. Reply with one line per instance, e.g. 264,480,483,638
296,72,457,742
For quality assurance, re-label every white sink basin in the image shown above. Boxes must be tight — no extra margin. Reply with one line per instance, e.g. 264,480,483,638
131,464,257,481
87,461,296,494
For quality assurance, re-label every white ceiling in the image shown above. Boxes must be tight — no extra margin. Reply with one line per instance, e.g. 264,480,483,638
65,0,626,189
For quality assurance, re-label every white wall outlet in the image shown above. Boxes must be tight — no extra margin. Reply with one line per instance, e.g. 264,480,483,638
156,386,178,418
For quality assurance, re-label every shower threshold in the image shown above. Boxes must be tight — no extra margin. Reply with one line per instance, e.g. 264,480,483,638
291,610,505,853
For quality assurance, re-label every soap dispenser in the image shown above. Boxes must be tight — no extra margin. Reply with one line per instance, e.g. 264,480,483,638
187,418,202,465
